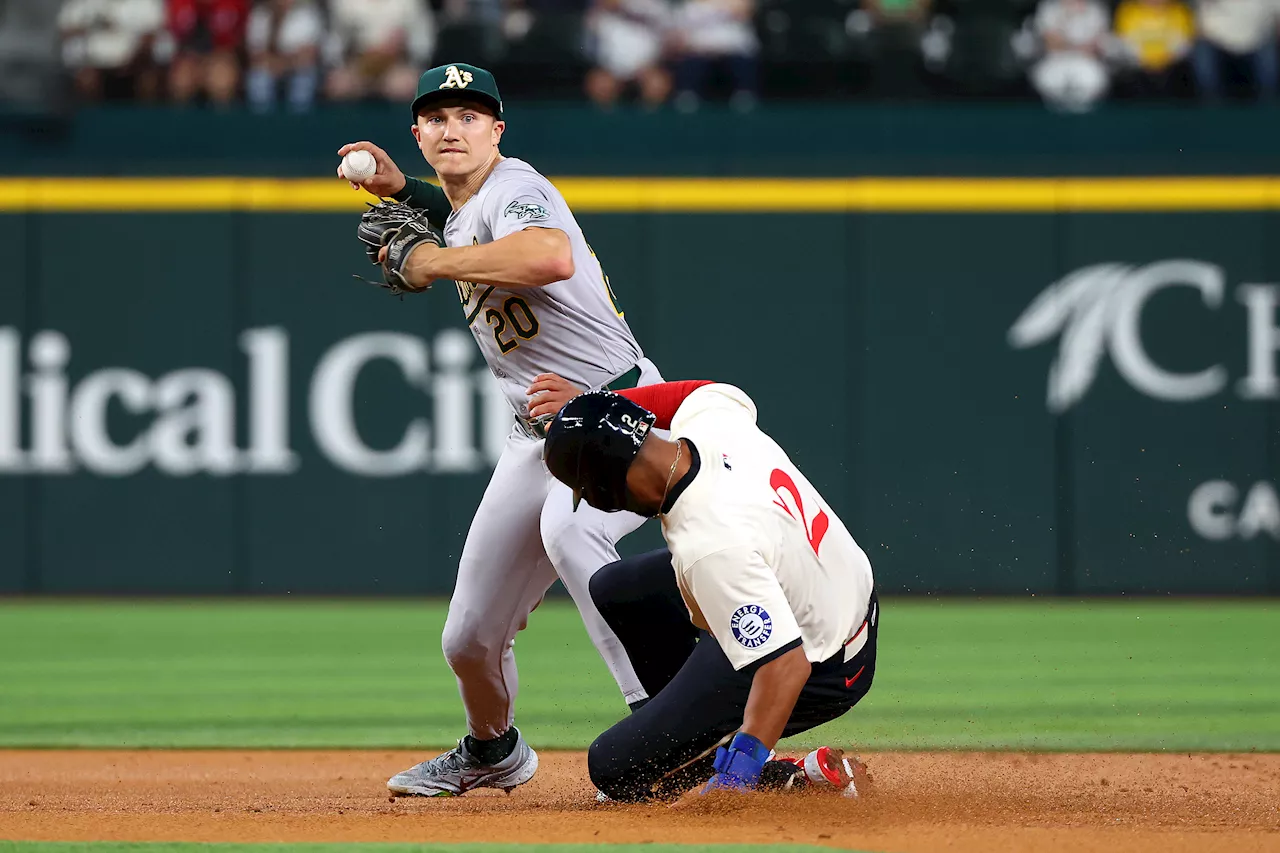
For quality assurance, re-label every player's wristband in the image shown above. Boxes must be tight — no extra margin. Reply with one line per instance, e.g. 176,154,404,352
703,732,770,792
391,176,451,230
390,176,416,201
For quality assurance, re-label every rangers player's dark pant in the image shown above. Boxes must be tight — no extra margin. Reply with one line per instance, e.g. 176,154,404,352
586,548,878,802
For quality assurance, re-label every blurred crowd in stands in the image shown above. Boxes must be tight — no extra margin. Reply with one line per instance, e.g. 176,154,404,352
5,0,1278,113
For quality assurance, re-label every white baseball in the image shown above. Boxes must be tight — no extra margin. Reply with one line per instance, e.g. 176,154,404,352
341,150,377,183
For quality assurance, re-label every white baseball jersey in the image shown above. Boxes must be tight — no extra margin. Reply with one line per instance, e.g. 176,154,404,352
444,158,645,415
661,384,875,671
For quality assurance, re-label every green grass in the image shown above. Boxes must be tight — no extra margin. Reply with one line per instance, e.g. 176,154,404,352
0,599,1276,751
0,840,839,845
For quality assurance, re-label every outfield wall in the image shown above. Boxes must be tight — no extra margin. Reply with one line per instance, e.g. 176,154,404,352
5,104,1279,177
0,177,1277,595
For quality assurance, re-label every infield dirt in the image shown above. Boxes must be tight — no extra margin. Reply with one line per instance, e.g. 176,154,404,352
1,750,1278,852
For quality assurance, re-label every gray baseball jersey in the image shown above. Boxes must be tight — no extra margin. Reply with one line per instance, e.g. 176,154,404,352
444,158,644,415
434,157,660,737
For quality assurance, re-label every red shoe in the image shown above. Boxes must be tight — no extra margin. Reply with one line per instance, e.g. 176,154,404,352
803,746,850,787
800,747,868,798
769,748,870,796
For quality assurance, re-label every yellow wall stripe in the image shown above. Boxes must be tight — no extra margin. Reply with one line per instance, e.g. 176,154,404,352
0,176,1277,212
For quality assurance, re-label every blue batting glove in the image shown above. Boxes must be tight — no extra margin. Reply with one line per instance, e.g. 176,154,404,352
699,732,770,794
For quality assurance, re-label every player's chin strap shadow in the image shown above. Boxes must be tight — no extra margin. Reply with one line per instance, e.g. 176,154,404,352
352,273,406,300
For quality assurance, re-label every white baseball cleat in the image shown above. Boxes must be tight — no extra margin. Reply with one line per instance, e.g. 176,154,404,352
387,728,539,797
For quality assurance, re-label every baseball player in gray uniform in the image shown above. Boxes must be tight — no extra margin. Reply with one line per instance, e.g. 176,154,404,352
337,63,662,796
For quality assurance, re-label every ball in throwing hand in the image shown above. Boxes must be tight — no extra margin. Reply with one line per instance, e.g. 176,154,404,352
341,150,377,184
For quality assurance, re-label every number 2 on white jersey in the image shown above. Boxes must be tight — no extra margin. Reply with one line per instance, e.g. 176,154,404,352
770,468,829,556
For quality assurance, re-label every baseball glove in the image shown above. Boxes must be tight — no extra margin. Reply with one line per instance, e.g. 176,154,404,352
355,201,443,297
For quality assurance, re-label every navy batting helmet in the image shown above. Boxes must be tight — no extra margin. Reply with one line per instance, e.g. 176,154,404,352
543,390,657,513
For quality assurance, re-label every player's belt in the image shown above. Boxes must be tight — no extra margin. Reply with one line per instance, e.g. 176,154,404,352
517,364,643,439
516,414,553,440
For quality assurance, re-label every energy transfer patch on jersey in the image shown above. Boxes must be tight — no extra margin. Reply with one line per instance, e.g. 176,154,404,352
504,200,550,222
730,604,773,649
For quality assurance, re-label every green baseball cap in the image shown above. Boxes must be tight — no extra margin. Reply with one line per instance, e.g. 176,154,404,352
411,63,503,120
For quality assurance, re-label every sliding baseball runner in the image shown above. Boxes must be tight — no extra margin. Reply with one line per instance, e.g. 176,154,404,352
532,376,878,801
